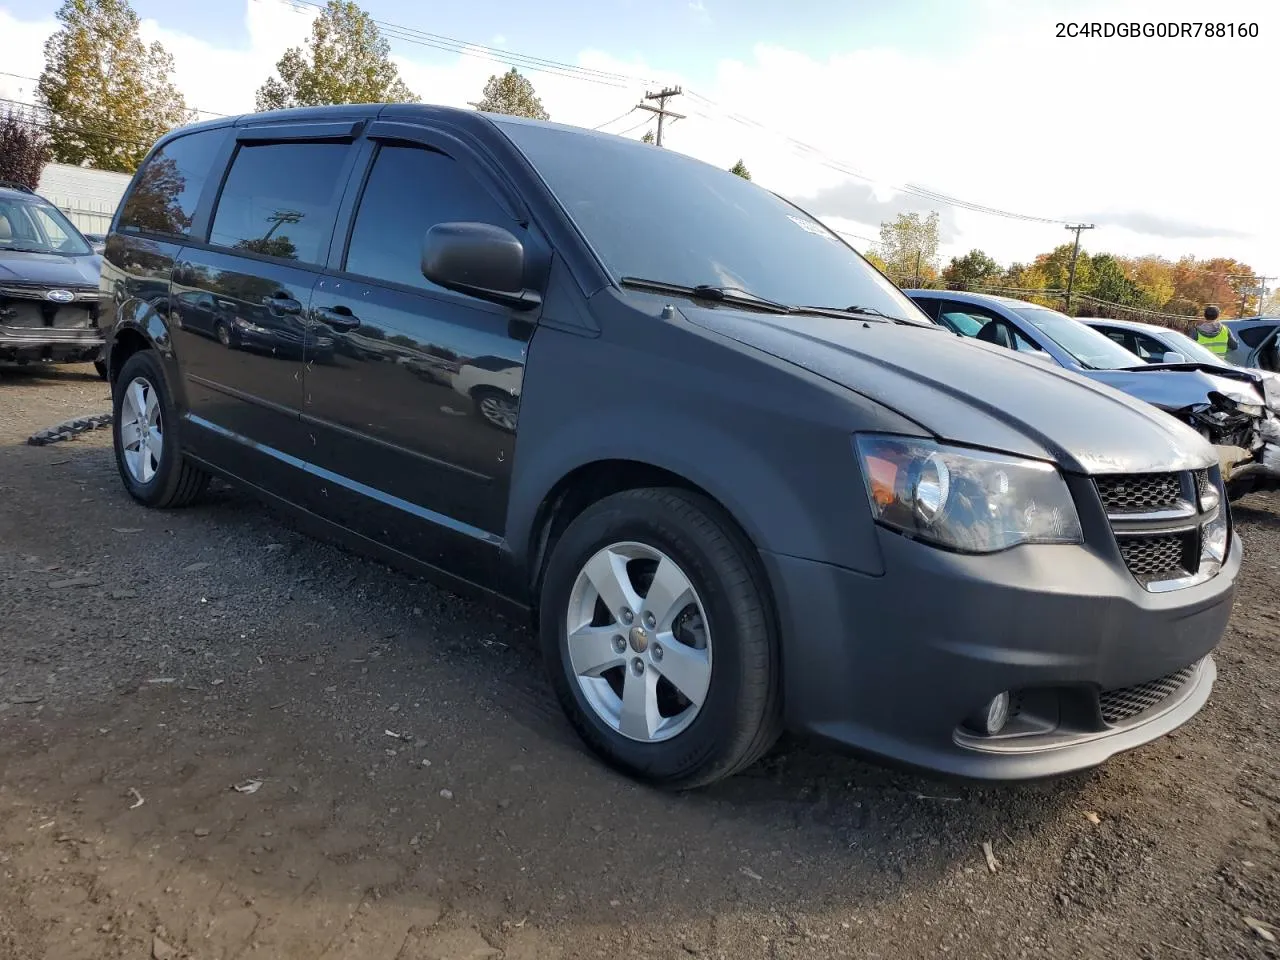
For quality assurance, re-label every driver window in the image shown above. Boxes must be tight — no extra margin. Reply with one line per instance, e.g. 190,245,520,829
1131,333,1168,362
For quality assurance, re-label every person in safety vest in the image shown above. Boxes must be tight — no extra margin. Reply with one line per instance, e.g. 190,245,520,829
1190,305,1238,358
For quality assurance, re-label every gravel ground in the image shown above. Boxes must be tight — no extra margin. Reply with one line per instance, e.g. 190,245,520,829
1,362,1277,960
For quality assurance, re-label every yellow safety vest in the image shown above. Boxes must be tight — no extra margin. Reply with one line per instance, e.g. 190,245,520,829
1195,325,1230,356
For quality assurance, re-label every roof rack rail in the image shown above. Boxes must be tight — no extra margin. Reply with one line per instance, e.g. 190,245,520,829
0,180,37,194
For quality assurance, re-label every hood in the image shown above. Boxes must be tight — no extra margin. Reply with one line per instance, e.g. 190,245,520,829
684,306,1217,475
1090,365,1267,412
0,252,101,288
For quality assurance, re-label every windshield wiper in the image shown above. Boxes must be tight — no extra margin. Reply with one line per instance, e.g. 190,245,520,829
0,245,54,255
792,303,933,326
619,277,793,314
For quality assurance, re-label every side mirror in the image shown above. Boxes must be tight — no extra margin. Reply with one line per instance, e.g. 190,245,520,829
1162,351,1187,364
421,222,540,311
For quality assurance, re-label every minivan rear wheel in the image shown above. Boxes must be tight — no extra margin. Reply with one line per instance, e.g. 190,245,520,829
112,350,210,508
539,487,781,789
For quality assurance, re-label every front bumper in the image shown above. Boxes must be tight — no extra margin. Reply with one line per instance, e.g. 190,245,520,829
763,523,1240,780
0,326,105,364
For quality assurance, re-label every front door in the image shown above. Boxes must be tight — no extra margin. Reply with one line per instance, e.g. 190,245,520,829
300,129,545,582
172,128,362,487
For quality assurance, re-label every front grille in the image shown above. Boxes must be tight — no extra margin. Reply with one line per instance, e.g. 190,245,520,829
1096,473,1182,513
0,282,99,302
1096,468,1227,591
1118,535,1188,582
1099,663,1199,725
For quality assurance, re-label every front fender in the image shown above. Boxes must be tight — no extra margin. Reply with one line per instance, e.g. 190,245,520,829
110,296,186,409
501,335,901,583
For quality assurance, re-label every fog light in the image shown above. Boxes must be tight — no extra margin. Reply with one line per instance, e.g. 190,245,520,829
970,692,1011,736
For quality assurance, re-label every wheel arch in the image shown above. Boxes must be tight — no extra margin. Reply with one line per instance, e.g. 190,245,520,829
107,297,185,408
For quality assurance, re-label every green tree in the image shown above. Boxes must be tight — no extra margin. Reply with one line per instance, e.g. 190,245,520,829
37,0,189,173
1087,253,1149,307
255,0,417,111
474,67,548,120
729,159,751,180
876,211,941,281
640,129,655,144
1033,242,1092,292
0,107,51,189
941,249,1001,291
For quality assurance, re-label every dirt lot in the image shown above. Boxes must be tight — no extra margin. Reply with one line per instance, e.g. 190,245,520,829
1,363,1277,960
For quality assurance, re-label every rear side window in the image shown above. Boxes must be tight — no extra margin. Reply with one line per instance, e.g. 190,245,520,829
118,128,225,238
1237,324,1277,348
344,144,515,291
209,142,350,265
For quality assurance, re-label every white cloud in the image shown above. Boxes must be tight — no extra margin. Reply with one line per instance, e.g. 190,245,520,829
3,0,1275,275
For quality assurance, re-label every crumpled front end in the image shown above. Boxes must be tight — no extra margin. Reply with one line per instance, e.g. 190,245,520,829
1172,391,1280,495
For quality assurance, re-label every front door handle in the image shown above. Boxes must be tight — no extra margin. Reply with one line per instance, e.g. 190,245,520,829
266,293,303,315
315,305,361,330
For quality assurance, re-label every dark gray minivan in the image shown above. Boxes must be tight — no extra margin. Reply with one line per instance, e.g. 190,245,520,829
99,104,1239,788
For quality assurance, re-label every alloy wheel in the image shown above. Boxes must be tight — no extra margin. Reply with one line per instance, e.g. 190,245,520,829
119,376,164,484
564,541,712,743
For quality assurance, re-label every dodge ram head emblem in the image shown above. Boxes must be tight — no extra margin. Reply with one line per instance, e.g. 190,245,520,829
45,289,75,303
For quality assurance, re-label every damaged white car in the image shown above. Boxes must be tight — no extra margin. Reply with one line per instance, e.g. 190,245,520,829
904,290,1280,500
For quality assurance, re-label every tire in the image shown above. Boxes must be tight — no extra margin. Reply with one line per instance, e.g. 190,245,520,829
539,487,781,789
112,350,210,508
215,322,232,347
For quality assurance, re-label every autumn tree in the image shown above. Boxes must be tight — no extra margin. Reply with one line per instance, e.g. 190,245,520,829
255,0,417,111
37,0,189,173
1125,255,1176,309
0,107,51,189
941,249,1000,290
876,211,940,282
1001,261,1049,293
862,250,889,272
474,68,548,120
729,159,751,180
640,130,655,144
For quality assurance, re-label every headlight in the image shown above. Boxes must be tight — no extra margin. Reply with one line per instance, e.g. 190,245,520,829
855,434,1083,553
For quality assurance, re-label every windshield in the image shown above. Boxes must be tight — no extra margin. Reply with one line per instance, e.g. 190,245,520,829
1161,329,1226,365
495,120,928,320
1012,306,1142,369
0,195,93,256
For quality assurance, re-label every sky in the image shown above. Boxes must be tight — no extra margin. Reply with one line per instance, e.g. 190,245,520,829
2,0,1277,287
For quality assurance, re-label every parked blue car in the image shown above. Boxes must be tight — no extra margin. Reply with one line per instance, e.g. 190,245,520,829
904,290,1279,499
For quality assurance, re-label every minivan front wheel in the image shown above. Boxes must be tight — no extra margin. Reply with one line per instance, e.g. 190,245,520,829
540,488,781,789
112,350,210,508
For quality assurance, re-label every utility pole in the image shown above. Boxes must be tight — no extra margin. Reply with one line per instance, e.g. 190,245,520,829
1063,223,1094,314
636,86,684,147
914,249,922,287
1228,274,1275,317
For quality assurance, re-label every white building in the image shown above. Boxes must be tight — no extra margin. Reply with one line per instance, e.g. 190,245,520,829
36,162,132,235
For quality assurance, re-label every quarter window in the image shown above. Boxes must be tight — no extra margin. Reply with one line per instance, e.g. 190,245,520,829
209,142,350,265
118,128,225,238
1237,324,1277,348
344,144,517,291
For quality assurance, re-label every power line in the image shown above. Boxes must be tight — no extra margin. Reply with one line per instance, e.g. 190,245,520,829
615,116,655,138
258,0,656,89
251,0,1087,226
0,69,229,119
681,90,1073,225
591,106,638,130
